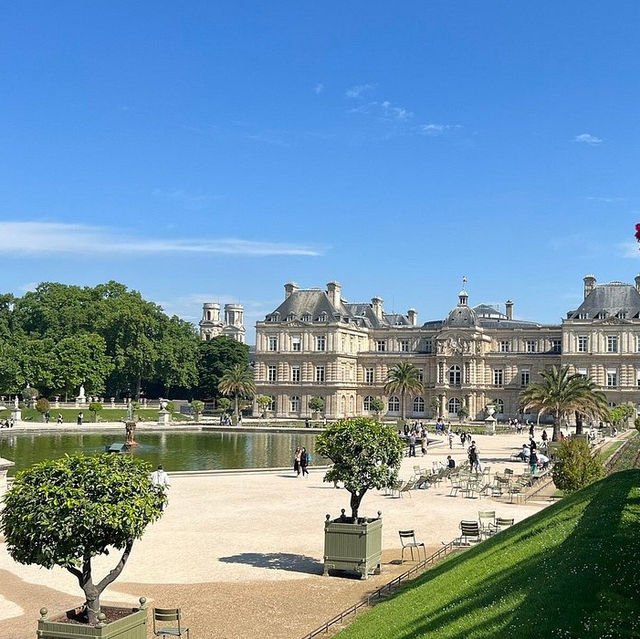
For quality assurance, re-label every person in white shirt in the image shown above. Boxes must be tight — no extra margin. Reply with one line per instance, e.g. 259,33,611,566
150,464,171,510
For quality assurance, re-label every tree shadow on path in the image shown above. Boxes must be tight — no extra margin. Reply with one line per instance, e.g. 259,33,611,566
218,552,324,575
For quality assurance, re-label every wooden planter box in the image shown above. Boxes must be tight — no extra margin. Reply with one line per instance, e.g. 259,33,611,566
37,601,147,639
323,511,382,580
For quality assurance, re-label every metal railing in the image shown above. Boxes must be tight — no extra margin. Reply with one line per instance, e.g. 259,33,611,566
300,539,462,639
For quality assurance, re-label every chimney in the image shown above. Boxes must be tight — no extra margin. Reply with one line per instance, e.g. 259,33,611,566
371,297,383,320
327,281,342,308
284,282,299,299
505,300,513,320
407,308,417,326
635,275,640,294
583,275,596,299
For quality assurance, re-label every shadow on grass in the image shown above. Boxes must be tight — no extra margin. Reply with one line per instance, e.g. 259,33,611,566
338,469,640,639
218,552,324,575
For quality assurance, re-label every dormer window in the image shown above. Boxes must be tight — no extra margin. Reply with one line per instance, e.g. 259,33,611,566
617,311,627,319
287,313,295,322
317,312,328,322
578,312,588,320
267,312,280,322
302,313,311,322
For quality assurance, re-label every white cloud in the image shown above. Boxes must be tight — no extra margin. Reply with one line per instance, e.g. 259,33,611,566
574,133,603,145
345,84,374,99
349,100,413,121
0,222,323,257
586,196,626,203
420,123,461,136
314,83,325,95
620,242,640,258
19,282,38,293
380,101,413,121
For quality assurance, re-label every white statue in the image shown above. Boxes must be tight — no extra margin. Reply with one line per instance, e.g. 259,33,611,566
78,384,85,398
13,396,19,409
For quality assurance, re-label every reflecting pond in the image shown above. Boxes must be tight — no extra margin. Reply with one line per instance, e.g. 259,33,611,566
0,430,325,476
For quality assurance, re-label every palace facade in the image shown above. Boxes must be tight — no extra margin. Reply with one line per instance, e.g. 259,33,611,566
253,276,640,420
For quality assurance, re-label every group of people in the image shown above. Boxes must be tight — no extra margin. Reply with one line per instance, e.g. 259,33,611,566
400,421,428,457
0,418,14,428
293,446,311,476
515,437,550,474
218,413,240,426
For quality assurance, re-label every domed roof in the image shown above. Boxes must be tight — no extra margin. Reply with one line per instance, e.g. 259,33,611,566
445,305,477,327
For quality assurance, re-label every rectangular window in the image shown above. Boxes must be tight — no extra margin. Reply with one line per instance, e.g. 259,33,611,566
521,370,530,387
637,336,640,353
376,340,386,352
551,339,561,354
268,336,278,352
493,369,503,386
577,336,588,353
499,341,510,353
291,365,300,383
525,340,536,353
607,370,617,387
607,336,618,353
424,340,432,354
315,365,325,383
636,369,640,387
291,336,301,352
400,339,409,352
577,367,588,377
316,336,326,351
267,365,277,382
417,368,424,383
365,367,374,384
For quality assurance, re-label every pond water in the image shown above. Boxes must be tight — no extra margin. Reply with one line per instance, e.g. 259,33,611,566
0,430,324,476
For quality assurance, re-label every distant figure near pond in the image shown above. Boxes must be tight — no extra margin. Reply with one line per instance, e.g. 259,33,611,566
125,421,137,446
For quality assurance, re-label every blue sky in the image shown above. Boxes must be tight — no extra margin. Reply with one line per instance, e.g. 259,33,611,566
1,1,639,341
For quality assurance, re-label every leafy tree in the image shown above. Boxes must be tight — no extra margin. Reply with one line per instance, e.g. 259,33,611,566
384,362,423,422
316,418,404,520
35,398,50,417
190,400,204,420
457,405,469,422
370,397,385,417
0,454,164,625
154,316,199,395
218,363,255,422
609,404,635,427
309,396,325,413
520,365,609,441
255,395,272,416
429,396,441,418
89,402,103,422
197,337,249,399
218,397,232,413
53,334,113,401
552,438,604,492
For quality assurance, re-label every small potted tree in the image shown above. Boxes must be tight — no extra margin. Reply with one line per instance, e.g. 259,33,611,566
370,398,385,420
316,417,404,579
23,385,39,409
89,401,103,423
457,405,469,423
309,396,325,421
191,400,204,422
255,395,272,419
0,453,165,638
35,398,50,422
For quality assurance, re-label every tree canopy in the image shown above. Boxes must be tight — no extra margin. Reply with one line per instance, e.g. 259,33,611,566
384,362,423,421
316,417,404,520
197,336,249,399
218,363,255,420
0,454,164,625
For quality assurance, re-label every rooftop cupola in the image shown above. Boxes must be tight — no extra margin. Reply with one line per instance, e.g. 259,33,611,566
458,290,468,306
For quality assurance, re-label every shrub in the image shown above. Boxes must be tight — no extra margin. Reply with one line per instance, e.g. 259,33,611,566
635,417,640,432
0,454,164,625
552,438,604,493
191,400,204,416
165,401,175,413
218,397,232,412
89,402,103,422
370,398,385,415
35,398,50,414
309,396,325,412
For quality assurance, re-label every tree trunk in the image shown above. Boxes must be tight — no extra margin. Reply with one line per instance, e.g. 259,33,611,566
350,490,365,520
401,391,406,422
575,411,584,435
234,394,239,421
552,410,561,442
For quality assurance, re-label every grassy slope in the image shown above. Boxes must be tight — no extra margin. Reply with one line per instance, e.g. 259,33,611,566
337,470,640,639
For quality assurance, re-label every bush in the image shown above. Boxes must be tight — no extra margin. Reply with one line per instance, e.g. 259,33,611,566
370,398,385,414
89,402,103,422
35,398,50,414
0,454,164,624
635,417,640,432
218,398,232,412
552,438,604,493
165,401,175,413
191,400,204,416
309,396,325,412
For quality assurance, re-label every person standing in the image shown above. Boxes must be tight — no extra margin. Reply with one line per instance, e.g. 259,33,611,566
421,430,427,456
150,464,171,510
293,446,301,476
448,430,454,449
77,411,83,425
529,448,538,477
300,447,309,476
408,433,416,457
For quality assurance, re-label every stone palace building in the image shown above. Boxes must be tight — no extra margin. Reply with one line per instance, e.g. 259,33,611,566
199,302,246,343
253,276,640,420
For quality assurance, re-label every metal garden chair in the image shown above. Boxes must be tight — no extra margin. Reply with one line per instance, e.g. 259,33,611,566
153,607,190,638
398,529,427,563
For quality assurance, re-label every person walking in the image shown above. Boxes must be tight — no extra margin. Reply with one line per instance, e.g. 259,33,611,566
293,446,301,476
300,447,309,476
448,430,454,449
408,433,416,457
150,464,171,510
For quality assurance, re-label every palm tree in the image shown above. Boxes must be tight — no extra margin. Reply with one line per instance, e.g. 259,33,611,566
218,363,255,423
520,365,609,441
384,362,423,423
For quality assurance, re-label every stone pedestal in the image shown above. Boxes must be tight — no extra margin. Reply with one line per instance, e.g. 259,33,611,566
0,456,15,504
10,408,21,423
157,409,170,426
54,397,60,409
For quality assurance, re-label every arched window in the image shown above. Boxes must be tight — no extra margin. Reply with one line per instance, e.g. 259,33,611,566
363,395,374,411
349,396,354,414
448,397,461,416
413,397,425,413
448,365,461,386
340,395,346,415
207,311,212,321
290,396,300,412
494,398,504,414
388,396,400,412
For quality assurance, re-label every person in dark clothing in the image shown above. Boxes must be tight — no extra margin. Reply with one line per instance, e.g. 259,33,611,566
300,447,309,476
447,455,456,469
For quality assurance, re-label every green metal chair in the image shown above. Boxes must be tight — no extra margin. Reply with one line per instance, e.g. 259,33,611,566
399,529,427,563
153,608,190,638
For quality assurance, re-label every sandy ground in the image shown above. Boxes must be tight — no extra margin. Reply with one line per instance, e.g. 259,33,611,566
0,432,556,639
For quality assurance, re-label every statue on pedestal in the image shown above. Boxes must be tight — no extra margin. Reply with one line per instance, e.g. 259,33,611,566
125,421,137,446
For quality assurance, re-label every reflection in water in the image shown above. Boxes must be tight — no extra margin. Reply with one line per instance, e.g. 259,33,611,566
0,430,324,476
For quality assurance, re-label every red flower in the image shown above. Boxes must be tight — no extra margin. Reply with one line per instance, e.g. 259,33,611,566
636,223,640,243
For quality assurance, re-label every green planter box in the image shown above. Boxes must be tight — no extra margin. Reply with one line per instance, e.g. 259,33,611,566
323,511,382,580
37,601,147,639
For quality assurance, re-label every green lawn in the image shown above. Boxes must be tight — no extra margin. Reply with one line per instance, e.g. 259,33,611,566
0,407,191,423
336,469,640,639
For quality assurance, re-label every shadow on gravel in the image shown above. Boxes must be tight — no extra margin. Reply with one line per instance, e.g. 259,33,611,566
219,552,324,575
